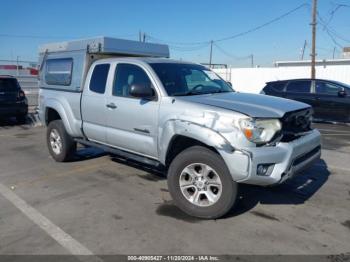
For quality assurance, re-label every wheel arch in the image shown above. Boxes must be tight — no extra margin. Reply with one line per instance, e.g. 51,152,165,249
159,119,234,167
44,99,74,136
164,135,220,167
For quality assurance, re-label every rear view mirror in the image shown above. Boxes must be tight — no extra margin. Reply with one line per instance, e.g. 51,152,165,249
338,88,347,97
129,83,155,99
226,81,232,87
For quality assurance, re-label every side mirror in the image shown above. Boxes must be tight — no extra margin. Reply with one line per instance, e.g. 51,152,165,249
129,83,155,99
226,81,232,87
338,88,347,97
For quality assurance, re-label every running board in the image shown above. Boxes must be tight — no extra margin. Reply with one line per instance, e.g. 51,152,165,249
75,138,161,167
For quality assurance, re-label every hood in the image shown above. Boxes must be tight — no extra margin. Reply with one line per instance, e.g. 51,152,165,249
178,92,310,118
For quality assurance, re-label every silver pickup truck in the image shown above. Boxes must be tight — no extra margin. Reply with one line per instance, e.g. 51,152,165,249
38,37,321,219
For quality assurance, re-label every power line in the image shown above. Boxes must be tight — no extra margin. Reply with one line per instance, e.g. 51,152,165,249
146,3,309,46
215,3,309,42
147,3,310,65
1,3,326,65
0,33,76,39
317,5,350,47
317,12,348,49
326,25,350,43
213,43,251,60
324,4,350,28
0,33,138,40
168,43,210,52
146,35,210,46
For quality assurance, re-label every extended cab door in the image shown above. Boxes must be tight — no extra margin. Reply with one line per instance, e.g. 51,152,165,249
81,63,111,143
105,62,159,158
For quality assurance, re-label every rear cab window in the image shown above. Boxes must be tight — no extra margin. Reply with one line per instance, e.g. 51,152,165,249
286,81,311,93
45,58,73,86
89,64,110,94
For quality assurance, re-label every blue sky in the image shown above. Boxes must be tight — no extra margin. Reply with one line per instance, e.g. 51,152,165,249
0,0,349,67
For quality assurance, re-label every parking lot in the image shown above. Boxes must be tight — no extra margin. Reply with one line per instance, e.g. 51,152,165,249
0,119,349,255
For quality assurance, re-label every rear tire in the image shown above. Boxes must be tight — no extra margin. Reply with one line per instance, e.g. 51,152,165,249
47,120,76,162
167,146,238,219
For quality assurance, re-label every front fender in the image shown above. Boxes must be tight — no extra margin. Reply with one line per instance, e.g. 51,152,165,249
158,119,235,164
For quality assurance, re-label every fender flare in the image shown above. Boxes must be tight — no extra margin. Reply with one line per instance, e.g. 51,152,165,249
44,98,75,136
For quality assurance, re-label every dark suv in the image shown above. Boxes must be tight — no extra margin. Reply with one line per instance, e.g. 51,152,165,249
262,79,350,123
0,75,28,123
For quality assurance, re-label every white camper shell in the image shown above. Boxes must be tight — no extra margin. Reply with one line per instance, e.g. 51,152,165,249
38,36,169,91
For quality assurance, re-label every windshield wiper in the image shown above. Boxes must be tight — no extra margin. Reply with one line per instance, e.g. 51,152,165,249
172,89,232,97
172,90,204,96
211,89,231,94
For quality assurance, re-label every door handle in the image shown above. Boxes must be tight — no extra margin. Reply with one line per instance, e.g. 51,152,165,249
133,128,150,134
106,103,117,109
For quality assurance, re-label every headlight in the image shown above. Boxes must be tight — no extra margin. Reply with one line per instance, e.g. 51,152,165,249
239,118,282,144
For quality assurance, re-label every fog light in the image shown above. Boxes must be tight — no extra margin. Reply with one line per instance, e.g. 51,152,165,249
257,164,273,176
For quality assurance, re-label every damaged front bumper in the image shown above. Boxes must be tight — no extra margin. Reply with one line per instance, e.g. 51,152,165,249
219,129,322,186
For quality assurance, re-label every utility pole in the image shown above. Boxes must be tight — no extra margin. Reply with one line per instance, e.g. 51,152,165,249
301,40,307,60
332,47,336,59
209,40,213,67
139,30,142,42
311,0,317,78
143,33,146,42
250,54,254,68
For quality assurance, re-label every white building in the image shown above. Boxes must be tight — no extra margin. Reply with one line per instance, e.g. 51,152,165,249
213,59,350,94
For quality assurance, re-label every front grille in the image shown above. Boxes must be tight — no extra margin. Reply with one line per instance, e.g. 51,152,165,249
280,108,313,142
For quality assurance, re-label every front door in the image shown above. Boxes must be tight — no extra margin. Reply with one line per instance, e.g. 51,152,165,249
314,80,350,122
105,63,159,158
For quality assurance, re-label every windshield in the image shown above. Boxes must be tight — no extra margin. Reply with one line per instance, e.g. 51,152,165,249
332,80,350,90
150,63,233,96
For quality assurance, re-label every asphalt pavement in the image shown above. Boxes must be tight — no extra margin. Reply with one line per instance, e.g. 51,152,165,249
0,119,349,255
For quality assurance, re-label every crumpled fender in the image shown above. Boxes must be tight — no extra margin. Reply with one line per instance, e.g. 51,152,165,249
158,111,238,165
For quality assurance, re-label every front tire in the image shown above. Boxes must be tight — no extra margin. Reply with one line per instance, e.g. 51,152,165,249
167,146,238,219
47,120,76,162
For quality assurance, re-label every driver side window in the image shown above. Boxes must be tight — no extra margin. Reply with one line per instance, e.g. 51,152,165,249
113,63,152,97
315,81,342,95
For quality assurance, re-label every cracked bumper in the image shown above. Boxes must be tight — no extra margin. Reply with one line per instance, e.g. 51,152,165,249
220,129,322,186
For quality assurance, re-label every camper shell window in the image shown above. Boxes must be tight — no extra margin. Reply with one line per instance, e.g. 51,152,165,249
45,58,73,86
